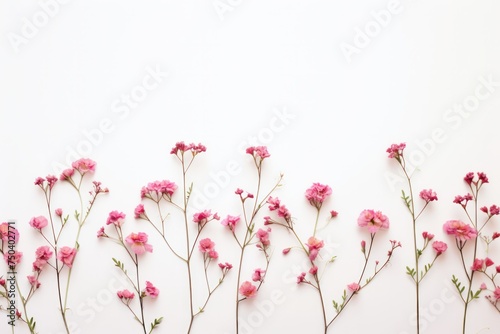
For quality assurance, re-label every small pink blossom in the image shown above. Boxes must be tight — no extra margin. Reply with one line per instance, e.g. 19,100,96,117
170,142,206,155
141,180,177,199
485,257,494,267
297,272,306,284
252,268,266,282
422,232,434,241
55,208,63,216
34,177,45,186
29,216,48,230
432,241,447,255
471,258,484,271
218,262,233,270
57,247,77,268
419,189,438,202
239,281,257,298
480,283,488,290
134,204,146,219
386,143,406,159
125,232,153,255
309,266,318,275
357,210,389,233
117,289,135,301
0,278,5,286
256,228,271,248
330,210,338,218
282,247,291,255
347,283,360,293
208,250,218,259
493,232,500,240
277,205,291,220
443,220,477,241
27,275,41,289
71,158,96,174
0,223,19,243
60,168,75,180
106,211,126,227
36,246,53,262
267,197,281,211
199,238,215,253
221,215,240,230
4,251,23,266
494,287,500,300
497,265,500,274
143,281,159,298
246,146,270,159
305,183,332,209
96,227,106,238
193,210,217,225
306,236,324,261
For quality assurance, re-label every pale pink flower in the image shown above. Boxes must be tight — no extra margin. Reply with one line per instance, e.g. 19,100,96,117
221,215,240,230
72,158,96,173
106,211,126,227
199,238,215,253
239,281,257,298
348,282,360,293
125,232,153,255
305,183,332,209
27,275,41,288
443,220,477,241
4,251,23,266
143,281,159,298
55,208,63,216
432,241,447,255
277,205,291,220
60,168,75,180
29,216,48,230
306,236,324,261
252,268,266,282
419,189,438,202
357,210,389,233
480,283,488,290
57,247,76,268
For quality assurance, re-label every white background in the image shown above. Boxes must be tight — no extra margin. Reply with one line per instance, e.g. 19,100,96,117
1,0,500,333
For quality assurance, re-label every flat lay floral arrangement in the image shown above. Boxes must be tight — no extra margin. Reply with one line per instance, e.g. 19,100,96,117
1,142,499,334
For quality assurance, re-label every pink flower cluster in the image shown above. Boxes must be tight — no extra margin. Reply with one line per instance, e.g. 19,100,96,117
266,196,291,222
357,210,389,233
471,257,495,272
193,210,220,226
126,232,153,255
0,222,19,243
419,189,438,202
143,281,160,298
256,228,271,249
221,215,240,230
199,238,218,259
306,236,324,261
33,245,53,272
170,141,206,155
305,183,332,209
107,211,126,227
140,180,177,199
443,220,477,241
386,143,406,159
246,146,270,160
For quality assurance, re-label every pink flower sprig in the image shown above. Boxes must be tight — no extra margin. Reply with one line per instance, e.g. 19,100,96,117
226,146,282,334
445,172,499,333
475,260,500,313
387,142,442,334
32,158,108,334
98,212,161,334
133,142,228,333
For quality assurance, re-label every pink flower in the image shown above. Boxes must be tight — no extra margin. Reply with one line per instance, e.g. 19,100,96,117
305,183,332,209
57,247,76,268
432,241,447,255
208,250,218,259
493,287,500,300
497,266,500,274
4,251,23,266
55,208,63,216
125,232,153,255
443,220,477,241
46,175,57,189
490,205,500,216
297,272,307,284
309,266,318,275
246,146,270,159
267,197,281,211
347,283,360,293
386,143,406,159
134,204,146,219
170,142,206,155
193,210,217,225
485,257,495,267
493,232,500,240
27,275,41,288
357,210,390,233
60,168,75,180
36,246,53,262
252,268,266,282
256,228,271,248
277,205,291,220
29,216,48,230
34,177,45,186
71,158,96,174
330,210,338,218
422,232,434,241
0,223,19,243
282,247,291,255
235,188,244,195
141,180,177,199
143,281,159,298
306,236,324,261
218,262,233,271
239,281,257,298
96,227,106,238
419,189,438,202
117,289,135,300
106,211,126,227
471,258,484,271
478,172,489,184
199,238,215,253
0,278,5,286
221,215,240,230
480,283,488,290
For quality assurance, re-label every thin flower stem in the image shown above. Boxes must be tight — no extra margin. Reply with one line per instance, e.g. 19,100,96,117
135,255,147,334
313,208,321,237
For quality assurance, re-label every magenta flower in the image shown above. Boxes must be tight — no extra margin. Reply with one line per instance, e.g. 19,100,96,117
306,236,324,261
246,146,270,159
357,210,390,233
443,220,477,241
239,281,257,298
419,189,438,202
29,216,48,230
143,281,159,298
432,241,447,255
199,238,215,253
106,211,126,227
305,183,332,209
57,247,77,268
221,215,240,230
252,268,266,282
71,158,96,174
125,232,153,255
386,143,406,159
347,282,360,293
